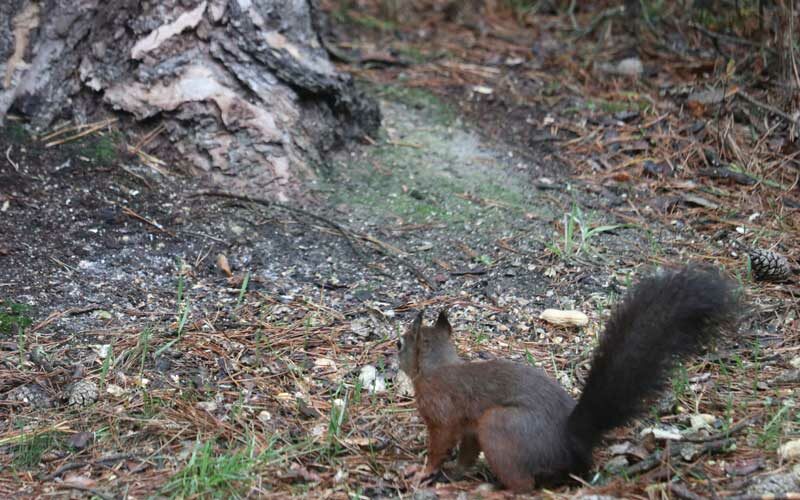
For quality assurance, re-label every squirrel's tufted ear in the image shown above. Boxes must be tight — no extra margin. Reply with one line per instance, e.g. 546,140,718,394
435,308,451,334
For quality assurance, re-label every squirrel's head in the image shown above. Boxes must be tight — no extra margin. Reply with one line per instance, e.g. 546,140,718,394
398,308,460,379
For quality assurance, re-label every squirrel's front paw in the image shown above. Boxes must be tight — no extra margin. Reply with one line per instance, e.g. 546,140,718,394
411,467,444,488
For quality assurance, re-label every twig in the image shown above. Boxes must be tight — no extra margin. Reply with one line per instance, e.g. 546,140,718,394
688,22,775,53
50,256,76,274
682,415,757,443
29,306,100,334
39,461,85,481
573,5,625,39
121,206,176,237
132,123,165,153
44,118,118,148
194,190,363,258
178,229,227,244
5,146,19,171
738,91,799,126
623,438,733,475
668,483,707,500
697,167,757,186
387,140,423,149
319,37,411,67
55,483,113,500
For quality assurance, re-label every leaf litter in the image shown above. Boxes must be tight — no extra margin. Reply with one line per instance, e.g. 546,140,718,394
1,1,799,498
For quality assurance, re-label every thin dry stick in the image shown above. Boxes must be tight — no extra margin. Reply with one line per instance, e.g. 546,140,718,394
39,120,81,142
44,118,118,147
5,146,19,171
738,91,799,127
121,206,176,237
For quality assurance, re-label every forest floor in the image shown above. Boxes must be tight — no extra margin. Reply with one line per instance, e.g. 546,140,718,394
1,1,799,499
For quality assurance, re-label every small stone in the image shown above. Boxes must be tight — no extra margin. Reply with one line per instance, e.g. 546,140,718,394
599,57,643,78
688,414,716,432
680,443,703,461
604,455,629,473
358,365,386,394
395,370,415,397
641,425,682,441
616,57,643,77
10,384,53,408
196,401,217,412
68,431,94,450
779,439,800,461
106,384,125,397
350,317,371,337
745,464,800,495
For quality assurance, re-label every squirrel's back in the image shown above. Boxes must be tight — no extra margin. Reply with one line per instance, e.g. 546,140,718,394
415,360,575,425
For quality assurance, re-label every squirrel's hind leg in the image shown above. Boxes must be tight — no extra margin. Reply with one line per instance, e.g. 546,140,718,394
476,407,538,492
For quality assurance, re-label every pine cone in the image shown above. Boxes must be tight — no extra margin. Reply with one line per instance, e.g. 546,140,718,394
67,380,99,407
9,383,53,408
748,249,791,282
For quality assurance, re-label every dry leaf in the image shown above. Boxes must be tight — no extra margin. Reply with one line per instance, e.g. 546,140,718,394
216,253,232,277
63,474,96,488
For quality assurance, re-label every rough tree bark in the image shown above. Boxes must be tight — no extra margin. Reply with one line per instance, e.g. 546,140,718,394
0,0,380,200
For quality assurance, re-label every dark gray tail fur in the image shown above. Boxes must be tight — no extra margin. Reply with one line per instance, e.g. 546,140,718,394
567,266,738,463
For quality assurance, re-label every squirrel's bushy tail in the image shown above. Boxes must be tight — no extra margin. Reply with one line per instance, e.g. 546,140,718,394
567,266,738,457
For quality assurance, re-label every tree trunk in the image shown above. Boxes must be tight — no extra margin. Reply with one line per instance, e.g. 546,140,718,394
0,0,380,200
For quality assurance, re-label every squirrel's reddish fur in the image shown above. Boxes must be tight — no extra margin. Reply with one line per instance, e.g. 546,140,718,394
398,266,737,492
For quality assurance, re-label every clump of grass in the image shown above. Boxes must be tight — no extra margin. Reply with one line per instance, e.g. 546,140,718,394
13,432,63,468
155,271,193,357
7,122,29,142
99,346,113,390
0,302,33,335
120,326,153,374
84,134,117,164
547,204,631,260
237,272,251,308
759,404,791,450
162,441,258,498
670,364,690,402
327,385,350,457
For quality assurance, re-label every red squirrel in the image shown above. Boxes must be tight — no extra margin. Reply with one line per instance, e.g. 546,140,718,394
398,266,737,492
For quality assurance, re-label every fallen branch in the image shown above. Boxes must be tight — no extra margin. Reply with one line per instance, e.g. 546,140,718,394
682,415,758,443
668,483,706,500
738,91,799,127
623,438,733,476
697,167,757,186
688,22,775,53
